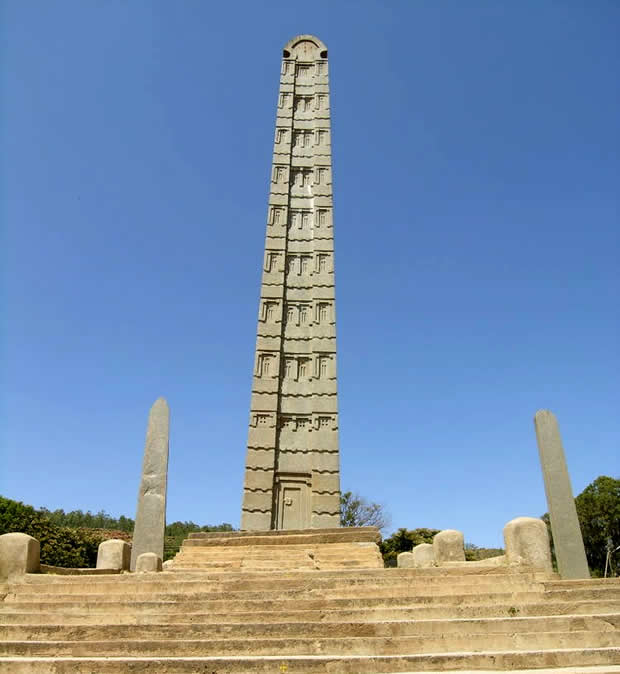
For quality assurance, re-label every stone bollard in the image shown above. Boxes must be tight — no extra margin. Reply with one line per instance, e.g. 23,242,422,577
0,533,40,580
412,543,435,568
162,560,174,570
397,552,415,568
504,517,553,573
96,539,131,571
135,552,162,573
433,529,465,564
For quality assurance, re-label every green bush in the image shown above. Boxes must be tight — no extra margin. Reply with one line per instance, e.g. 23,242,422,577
0,496,97,568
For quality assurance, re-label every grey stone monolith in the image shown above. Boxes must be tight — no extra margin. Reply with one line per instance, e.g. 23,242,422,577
504,517,553,572
433,529,465,564
397,552,415,568
0,533,40,579
534,410,589,579
96,539,131,570
412,543,435,568
135,552,162,573
130,397,170,571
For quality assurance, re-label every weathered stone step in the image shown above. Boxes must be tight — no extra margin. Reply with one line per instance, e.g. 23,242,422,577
1,630,618,657
2,613,618,641
183,528,381,546
10,574,548,594
2,601,619,625
0,649,618,673
5,588,616,609
188,527,379,539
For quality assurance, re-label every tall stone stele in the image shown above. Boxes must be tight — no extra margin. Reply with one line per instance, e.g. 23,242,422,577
241,35,341,531
130,397,170,571
534,409,589,579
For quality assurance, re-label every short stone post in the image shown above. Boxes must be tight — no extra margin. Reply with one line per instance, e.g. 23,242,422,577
433,529,465,564
504,517,552,572
96,539,131,571
0,533,40,580
130,397,170,572
412,543,435,567
397,552,415,568
135,552,162,573
534,410,590,579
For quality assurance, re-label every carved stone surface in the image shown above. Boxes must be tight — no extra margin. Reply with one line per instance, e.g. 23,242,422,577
135,552,162,573
241,35,341,531
504,517,553,572
433,529,465,564
97,539,131,571
0,533,40,579
130,398,170,571
534,409,590,579
412,543,435,568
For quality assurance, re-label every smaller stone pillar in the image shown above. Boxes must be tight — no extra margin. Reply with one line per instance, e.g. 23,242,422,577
504,517,552,572
433,529,465,564
534,410,590,579
397,552,415,568
412,542,435,567
135,552,162,573
0,533,40,580
96,539,131,571
130,397,170,571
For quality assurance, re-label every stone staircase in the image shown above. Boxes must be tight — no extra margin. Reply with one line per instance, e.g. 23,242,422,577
172,527,384,571
0,563,618,672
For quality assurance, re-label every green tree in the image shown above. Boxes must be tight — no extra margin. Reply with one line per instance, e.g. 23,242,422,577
542,475,619,577
340,491,390,531
380,527,440,567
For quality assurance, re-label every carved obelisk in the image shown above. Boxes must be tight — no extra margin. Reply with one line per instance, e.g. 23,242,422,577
241,35,340,531
130,397,170,570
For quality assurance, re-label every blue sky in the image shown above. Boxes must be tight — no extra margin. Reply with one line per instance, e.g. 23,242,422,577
1,1,617,547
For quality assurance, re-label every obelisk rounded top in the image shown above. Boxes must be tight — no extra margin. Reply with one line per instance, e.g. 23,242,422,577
283,35,328,60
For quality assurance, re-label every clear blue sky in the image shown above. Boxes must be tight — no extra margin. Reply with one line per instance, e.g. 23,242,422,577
1,1,617,547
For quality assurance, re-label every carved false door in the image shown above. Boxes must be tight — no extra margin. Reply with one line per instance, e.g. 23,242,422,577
275,473,311,530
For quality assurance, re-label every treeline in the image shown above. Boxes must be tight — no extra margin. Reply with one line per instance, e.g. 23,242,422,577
1,497,235,567
38,507,234,540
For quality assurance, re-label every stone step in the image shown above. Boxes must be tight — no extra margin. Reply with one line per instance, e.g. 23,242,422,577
10,573,549,594
2,613,618,641
1,630,618,657
2,601,619,624
187,526,379,539
2,649,618,674
5,587,616,609
181,530,381,547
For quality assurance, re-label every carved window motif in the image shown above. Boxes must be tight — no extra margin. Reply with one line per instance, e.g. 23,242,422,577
318,303,329,323
318,94,327,110
256,414,270,426
297,417,309,429
319,356,329,378
301,212,310,229
316,168,328,185
316,62,326,75
300,256,310,274
281,417,295,430
274,166,286,183
278,93,290,108
281,61,289,75
265,302,276,322
318,254,328,272
296,64,313,80
275,128,286,144
271,207,284,225
286,255,296,274
316,130,328,146
303,170,312,187
284,358,295,379
258,354,274,377
318,416,330,428
298,358,310,380
299,305,309,325
317,209,327,227
286,305,295,325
